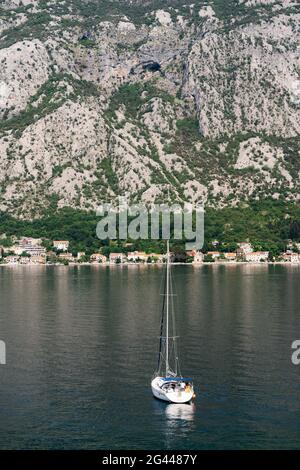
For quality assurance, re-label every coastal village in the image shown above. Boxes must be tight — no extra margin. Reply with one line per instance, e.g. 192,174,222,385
1,236,300,266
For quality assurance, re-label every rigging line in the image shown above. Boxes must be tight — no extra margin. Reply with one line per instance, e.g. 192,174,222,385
170,260,181,376
157,263,167,372
166,240,170,377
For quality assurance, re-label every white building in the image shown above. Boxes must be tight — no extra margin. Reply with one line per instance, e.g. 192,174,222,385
4,245,24,255
109,253,126,264
127,251,148,262
19,237,42,247
193,251,204,264
58,252,74,261
224,252,237,261
245,251,269,262
5,256,20,264
53,240,69,251
282,253,300,263
207,251,221,260
90,253,107,263
16,245,46,256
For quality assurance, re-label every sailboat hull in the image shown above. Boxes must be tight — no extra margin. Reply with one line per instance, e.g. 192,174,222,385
151,377,194,404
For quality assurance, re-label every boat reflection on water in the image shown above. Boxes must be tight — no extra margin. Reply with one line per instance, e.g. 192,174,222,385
162,403,196,447
165,403,196,422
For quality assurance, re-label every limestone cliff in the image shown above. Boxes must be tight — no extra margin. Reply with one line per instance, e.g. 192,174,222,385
0,0,299,217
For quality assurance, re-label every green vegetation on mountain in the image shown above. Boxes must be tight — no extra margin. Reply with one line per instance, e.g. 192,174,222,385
0,199,299,255
0,74,100,136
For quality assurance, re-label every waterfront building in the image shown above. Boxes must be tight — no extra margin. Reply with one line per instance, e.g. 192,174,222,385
127,251,148,262
290,253,299,263
5,256,20,264
30,255,46,265
58,252,74,261
224,252,237,261
245,251,269,262
207,251,221,260
90,253,107,263
193,251,204,264
282,253,300,263
8,237,46,257
109,253,126,264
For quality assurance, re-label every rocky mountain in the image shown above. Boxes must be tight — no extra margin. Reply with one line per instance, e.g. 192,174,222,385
0,0,299,217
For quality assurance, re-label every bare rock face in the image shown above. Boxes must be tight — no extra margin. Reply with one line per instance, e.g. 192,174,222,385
0,0,299,217
0,40,50,118
186,14,300,138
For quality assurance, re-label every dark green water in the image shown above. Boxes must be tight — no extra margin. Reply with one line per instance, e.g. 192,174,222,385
0,264,300,449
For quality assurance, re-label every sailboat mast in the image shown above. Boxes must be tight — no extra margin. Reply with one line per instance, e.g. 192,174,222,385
166,240,170,377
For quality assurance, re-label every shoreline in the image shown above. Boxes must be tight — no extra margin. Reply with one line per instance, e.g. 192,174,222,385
1,261,300,267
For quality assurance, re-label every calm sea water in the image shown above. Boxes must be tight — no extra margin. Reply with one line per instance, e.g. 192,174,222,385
0,264,300,450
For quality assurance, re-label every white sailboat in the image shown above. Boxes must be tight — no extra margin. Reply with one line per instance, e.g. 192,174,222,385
151,241,195,404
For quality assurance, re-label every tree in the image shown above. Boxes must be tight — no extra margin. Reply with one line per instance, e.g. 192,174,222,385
289,220,300,239
204,254,214,262
78,255,90,263
172,244,187,263
0,236,13,247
